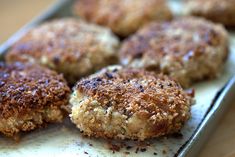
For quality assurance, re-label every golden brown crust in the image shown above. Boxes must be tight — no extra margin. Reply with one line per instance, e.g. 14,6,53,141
6,18,120,84
73,0,172,37
76,67,186,114
0,62,70,119
186,0,235,26
71,66,193,140
119,17,229,87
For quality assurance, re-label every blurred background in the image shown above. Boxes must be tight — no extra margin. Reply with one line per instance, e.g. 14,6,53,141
0,0,54,44
0,0,235,157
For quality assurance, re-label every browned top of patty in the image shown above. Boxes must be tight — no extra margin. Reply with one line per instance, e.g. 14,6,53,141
187,0,235,15
74,0,172,36
75,66,193,119
186,0,235,26
120,17,226,63
6,18,113,64
0,62,70,119
188,0,235,10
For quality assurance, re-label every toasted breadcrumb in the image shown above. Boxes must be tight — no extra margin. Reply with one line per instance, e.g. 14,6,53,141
70,66,193,140
119,17,229,87
0,62,70,137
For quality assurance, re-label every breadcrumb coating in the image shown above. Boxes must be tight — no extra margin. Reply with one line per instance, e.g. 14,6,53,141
70,66,193,140
0,62,70,137
119,17,229,87
6,18,120,84
185,0,235,26
73,0,172,37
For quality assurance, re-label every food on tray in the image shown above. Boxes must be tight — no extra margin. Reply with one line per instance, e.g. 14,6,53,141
6,18,120,85
119,17,229,87
185,0,235,26
0,62,70,137
70,66,194,141
73,0,172,37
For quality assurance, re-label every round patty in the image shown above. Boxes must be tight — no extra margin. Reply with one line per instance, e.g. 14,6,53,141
70,66,193,141
0,62,70,137
6,18,120,85
119,17,229,87
185,0,235,26
73,0,172,37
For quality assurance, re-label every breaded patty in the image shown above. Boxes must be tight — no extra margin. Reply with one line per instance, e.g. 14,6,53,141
119,17,229,87
70,66,193,141
73,0,172,37
6,18,120,85
0,62,70,137
185,0,235,26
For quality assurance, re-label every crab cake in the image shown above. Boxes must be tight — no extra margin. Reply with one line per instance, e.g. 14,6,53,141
185,0,235,26
73,0,172,37
0,62,70,137
6,18,120,85
70,66,193,141
119,17,229,87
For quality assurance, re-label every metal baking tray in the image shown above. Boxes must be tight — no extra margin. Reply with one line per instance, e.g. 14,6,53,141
0,0,235,156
